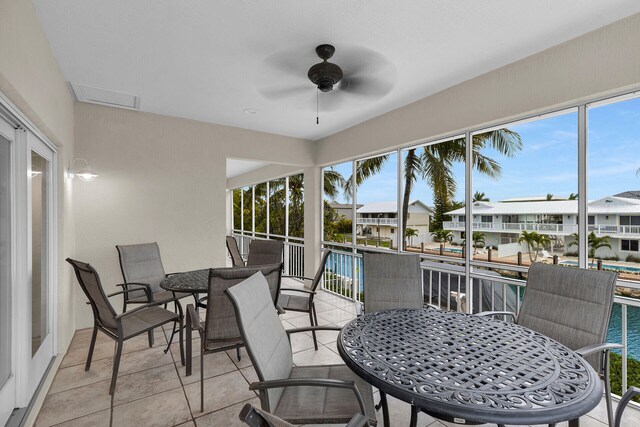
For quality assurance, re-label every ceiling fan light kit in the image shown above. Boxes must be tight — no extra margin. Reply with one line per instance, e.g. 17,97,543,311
308,44,343,92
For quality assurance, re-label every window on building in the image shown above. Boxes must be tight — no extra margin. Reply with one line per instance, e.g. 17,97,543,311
588,215,595,225
622,240,639,252
620,216,640,226
481,215,493,223
391,228,394,234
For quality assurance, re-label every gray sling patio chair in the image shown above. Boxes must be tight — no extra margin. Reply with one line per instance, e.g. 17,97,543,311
614,386,640,427
185,263,282,412
246,239,284,267
225,272,381,426
362,252,423,425
227,235,246,267
66,258,184,394
239,403,369,427
278,249,332,351
476,263,620,427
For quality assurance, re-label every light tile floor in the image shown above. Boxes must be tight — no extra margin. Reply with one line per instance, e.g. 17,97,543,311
35,284,638,427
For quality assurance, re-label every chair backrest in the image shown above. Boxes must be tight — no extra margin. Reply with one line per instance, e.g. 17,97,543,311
363,253,423,313
246,239,283,267
116,242,166,297
226,236,245,267
66,258,118,330
519,263,617,370
226,272,293,411
205,264,282,343
309,249,332,292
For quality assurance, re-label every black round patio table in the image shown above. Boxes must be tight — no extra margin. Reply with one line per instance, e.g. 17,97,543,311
160,269,210,293
337,308,602,426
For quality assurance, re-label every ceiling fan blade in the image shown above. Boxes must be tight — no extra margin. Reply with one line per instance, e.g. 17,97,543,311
339,77,394,99
317,90,346,112
258,84,310,101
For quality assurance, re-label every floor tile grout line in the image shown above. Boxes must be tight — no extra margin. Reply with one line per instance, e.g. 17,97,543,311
167,334,199,423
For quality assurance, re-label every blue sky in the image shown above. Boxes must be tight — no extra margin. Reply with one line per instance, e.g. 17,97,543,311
326,97,640,206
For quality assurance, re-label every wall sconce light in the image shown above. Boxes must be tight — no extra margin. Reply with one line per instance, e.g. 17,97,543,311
68,158,98,181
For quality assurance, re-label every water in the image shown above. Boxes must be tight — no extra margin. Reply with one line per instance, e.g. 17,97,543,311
326,252,640,361
560,260,640,274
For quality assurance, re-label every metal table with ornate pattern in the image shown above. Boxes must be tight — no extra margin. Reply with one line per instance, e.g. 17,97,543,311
337,308,603,427
160,269,210,293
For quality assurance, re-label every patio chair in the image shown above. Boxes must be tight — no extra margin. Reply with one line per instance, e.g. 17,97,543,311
246,239,284,267
66,258,184,394
185,263,282,412
278,249,332,350
614,386,640,427
225,272,381,426
362,252,423,423
362,252,424,314
239,403,369,427
226,235,246,267
476,263,620,427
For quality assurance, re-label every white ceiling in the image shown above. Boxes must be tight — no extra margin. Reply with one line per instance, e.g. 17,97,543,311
226,158,269,179
33,1,640,142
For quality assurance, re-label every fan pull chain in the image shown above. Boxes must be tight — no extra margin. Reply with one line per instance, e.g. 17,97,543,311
316,89,319,125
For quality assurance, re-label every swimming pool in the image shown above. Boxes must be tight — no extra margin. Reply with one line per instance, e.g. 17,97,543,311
560,260,640,274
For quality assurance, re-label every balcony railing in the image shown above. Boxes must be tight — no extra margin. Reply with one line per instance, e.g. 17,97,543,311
356,217,397,226
444,221,640,238
231,231,304,277
319,246,640,398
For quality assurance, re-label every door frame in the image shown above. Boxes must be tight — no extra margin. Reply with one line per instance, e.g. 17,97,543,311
0,92,59,409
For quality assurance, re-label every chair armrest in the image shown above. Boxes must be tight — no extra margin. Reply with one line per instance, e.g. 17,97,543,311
165,272,183,277
281,275,314,281
475,311,517,322
186,304,203,332
285,326,341,336
114,298,172,320
108,286,152,301
249,378,366,416
615,387,640,427
279,288,316,295
576,342,623,357
346,414,368,427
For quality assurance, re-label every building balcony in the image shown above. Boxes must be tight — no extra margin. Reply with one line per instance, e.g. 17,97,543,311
444,221,640,238
356,217,397,226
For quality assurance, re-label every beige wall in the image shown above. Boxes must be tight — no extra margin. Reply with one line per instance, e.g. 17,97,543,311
315,13,640,166
73,103,314,327
0,0,76,356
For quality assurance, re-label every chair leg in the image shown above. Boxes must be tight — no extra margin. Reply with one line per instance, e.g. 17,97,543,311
409,404,418,427
186,315,192,376
236,345,241,362
312,303,319,327
148,330,154,347
380,391,390,427
85,325,98,371
309,310,318,351
200,350,205,413
604,351,614,427
110,339,124,395
178,318,185,366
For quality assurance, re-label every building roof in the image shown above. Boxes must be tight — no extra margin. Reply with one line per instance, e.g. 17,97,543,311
446,195,640,216
357,200,433,214
500,195,567,202
614,191,640,200
329,202,363,209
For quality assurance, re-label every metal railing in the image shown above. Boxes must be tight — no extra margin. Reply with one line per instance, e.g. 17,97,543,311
318,245,640,397
444,221,640,238
356,217,398,226
231,231,304,276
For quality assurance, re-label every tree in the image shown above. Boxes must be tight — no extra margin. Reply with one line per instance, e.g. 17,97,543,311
472,231,486,255
431,229,453,250
323,168,346,200
518,230,550,262
546,193,554,201
405,228,418,247
569,232,612,265
473,191,489,202
568,193,578,200
345,129,522,250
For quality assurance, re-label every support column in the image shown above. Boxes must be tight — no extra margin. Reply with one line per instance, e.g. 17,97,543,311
304,166,322,289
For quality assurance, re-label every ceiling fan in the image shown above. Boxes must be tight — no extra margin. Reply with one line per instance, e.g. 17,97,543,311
257,44,395,121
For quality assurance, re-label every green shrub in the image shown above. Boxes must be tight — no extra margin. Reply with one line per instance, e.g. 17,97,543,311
564,251,578,257
610,353,640,403
626,254,640,263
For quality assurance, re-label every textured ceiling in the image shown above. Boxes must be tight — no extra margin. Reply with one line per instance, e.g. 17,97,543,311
33,0,640,142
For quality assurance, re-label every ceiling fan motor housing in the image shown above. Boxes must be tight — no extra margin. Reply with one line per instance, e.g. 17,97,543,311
308,44,343,92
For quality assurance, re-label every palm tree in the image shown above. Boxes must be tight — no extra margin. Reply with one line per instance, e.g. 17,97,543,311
472,231,485,255
345,129,522,249
568,193,578,200
431,229,453,250
323,168,346,200
473,191,489,202
518,230,550,262
569,232,612,265
405,227,418,247
546,193,554,201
